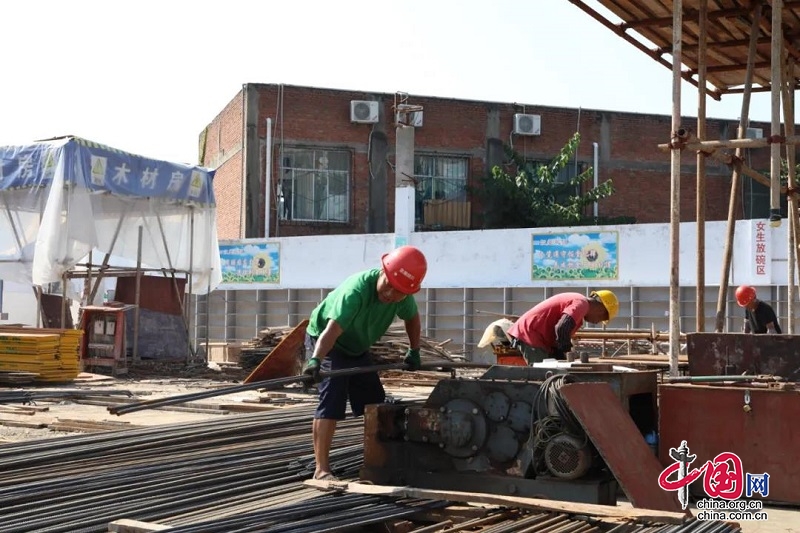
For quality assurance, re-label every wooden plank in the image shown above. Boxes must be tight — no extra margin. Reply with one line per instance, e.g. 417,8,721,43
303,480,689,524
0,419,48,429
0,407,38,416
244,319,308,384
559,382,686,515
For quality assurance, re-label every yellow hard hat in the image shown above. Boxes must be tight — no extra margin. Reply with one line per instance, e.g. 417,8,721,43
591,290,619,322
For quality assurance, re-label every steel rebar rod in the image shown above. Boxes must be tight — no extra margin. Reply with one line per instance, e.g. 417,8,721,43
108,361,488,416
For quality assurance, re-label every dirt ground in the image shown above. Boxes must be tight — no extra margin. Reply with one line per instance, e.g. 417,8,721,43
0,364,271,443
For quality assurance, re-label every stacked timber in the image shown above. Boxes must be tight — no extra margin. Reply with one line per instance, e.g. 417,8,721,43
239,323,462,373
239,326,296,372
370,323,464,365
0,328,83,382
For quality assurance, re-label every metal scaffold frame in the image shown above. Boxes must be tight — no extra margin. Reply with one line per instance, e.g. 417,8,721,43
571,0,800,375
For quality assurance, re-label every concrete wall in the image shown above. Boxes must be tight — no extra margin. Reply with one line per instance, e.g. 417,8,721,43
197,219,800,359
199,83,783,241
217,219,783,290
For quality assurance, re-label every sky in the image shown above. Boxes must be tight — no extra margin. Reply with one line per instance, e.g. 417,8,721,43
0,0,786,166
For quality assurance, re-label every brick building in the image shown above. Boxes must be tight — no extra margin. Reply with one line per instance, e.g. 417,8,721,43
200,83,778,240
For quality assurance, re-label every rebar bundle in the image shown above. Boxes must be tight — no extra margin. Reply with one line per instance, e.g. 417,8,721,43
0,405,353,533
0,402,743,533
0,388,133,405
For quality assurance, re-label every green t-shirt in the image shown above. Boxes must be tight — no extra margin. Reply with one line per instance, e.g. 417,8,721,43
307,268,418,356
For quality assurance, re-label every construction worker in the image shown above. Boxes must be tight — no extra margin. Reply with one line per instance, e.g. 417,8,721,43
302,245,427,481
506,290,619,364
735,285,781,334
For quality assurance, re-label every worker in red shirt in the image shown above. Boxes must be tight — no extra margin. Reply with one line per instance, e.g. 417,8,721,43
735,285,781,334
506,290,619,364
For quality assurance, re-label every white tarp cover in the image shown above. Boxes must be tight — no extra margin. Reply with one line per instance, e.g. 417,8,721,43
0,136,222,293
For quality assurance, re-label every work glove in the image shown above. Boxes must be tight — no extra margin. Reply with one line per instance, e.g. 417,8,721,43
404,348,421,371
302,357,322,383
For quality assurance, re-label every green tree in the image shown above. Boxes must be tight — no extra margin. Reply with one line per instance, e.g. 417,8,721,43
474,132,625,229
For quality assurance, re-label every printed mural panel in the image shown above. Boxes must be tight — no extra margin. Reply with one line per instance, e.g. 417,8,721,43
750,220,770,281
532,231,619,280
220,242,281,284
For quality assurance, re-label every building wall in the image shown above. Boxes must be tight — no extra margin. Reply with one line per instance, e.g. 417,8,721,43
200,83,777,240
201,88,245,239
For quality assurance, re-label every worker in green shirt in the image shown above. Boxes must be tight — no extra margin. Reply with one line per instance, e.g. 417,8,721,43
302,246,428,481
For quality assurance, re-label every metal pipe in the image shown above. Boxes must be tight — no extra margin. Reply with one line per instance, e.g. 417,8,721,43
108,361,490,415
265,117,273,238
665,375,782,383
592,142,599,218
575,331,684,341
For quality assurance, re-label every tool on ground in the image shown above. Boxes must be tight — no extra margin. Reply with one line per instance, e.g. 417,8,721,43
109,361,489,416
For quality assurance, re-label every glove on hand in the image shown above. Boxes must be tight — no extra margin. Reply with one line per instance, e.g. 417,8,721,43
302,357,322,383
404,348,421,371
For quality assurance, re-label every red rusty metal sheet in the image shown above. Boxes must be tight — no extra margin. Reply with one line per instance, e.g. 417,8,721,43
243,320,308,383
659,383,800,505
687,332,800,379
560,382,685,514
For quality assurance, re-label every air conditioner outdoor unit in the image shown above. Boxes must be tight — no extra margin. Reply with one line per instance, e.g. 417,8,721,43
514,113,541,136
746,127,763,139
350,100,379,124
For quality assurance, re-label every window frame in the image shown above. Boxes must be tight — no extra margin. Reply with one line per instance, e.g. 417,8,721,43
278,146,352,224
414,153,470,216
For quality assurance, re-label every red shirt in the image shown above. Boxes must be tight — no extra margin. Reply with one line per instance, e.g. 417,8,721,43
507,292,589,353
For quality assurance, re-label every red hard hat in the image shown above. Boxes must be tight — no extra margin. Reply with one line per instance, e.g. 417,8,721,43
381,246,427,294
735,285,756,307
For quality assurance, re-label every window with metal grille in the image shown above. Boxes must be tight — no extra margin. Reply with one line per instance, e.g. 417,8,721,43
743,178,788,220
526,159,581,183
279,148,350,223
414,155,469,226
525,158,583,202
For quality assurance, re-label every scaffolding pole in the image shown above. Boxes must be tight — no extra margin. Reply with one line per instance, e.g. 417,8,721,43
133,225,143,363
714,2,762,332
770,0,785,227
782,55,799,333
696,0,708,332
669,0,683,376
